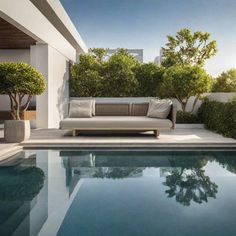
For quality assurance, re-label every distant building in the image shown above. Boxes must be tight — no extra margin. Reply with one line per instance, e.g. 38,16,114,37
107,49,144,63
154,48,163,65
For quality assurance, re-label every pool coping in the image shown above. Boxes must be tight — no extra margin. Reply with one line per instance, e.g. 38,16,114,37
20,142,236,148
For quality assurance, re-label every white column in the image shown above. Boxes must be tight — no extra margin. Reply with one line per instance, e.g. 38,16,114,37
31,44,50,128
31,44,71,128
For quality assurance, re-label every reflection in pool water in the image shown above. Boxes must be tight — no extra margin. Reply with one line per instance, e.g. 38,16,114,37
0,150,235,236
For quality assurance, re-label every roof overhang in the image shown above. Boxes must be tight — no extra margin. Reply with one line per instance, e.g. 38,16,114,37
30,0,88,54
0,0,87,60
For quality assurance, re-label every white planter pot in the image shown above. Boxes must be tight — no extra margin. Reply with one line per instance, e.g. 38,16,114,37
4,120,30,143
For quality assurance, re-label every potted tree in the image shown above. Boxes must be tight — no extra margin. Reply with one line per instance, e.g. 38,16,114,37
0,62,46,143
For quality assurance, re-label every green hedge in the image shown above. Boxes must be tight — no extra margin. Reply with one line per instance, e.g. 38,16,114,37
197,99,236,139
176,111,200,124
70,49,163,97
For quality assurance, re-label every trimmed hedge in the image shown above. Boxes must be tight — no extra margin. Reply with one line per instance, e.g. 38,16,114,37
176,111,200,124
197,99,236,139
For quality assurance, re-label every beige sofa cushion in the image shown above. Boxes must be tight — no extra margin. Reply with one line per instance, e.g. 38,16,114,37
69,100,93,118
147,99,172,119
60,116,172,130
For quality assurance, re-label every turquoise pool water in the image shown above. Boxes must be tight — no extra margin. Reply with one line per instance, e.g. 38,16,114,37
0,149,236,236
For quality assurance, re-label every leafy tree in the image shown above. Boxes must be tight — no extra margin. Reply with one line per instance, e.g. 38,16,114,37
70,48,142,97
134,63,163,96
103,49,140,96
161,28,217,67
0,62,46,120
70,52,104,97
70,48,108,97
89,48,108,63
160,65,212,112
212,69,236,92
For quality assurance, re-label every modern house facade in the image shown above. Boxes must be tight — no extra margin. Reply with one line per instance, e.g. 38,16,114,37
0,0,87,128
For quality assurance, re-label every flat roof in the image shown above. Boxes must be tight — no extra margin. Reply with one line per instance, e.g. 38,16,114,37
30,0,87,54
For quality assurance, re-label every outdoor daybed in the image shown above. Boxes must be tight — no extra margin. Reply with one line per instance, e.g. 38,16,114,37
60,100,177,138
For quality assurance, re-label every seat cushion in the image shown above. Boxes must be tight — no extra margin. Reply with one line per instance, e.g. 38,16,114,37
60,116,172,130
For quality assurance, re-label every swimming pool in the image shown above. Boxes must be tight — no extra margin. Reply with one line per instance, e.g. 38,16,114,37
0,149,236,236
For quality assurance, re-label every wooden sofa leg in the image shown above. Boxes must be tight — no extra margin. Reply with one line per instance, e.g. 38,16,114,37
154,130,160,138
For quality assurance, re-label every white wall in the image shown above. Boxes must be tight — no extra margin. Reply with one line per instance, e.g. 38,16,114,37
174,92,236,113
32,44,70,128
0,49,30,62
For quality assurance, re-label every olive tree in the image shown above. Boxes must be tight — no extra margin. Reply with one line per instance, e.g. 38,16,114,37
161,28,217,67
212,69,236,92
160,65,212,112
0,62,46,120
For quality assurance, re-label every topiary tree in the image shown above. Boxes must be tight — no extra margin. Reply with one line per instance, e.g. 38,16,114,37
0,62,46,120
161,28,217,67
160,65,212,113
212,68,236,92
134,62,164,96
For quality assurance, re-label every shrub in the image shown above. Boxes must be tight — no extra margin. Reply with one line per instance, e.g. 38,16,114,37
212,69,236,92
134,63,163,96
70,48,140,97
70,51,104,97
0,62,46,120
103,49,140,96
198,99,236,139
176,111,200,124
160,65,212,112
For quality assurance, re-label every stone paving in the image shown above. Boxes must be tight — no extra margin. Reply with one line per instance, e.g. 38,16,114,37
1,126,236,159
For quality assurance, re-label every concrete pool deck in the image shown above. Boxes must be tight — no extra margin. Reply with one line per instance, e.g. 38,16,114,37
22,127,236,148
1,126,236,159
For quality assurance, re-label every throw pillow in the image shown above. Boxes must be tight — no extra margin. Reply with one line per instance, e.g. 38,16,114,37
147,99,172,119
69,100,93,118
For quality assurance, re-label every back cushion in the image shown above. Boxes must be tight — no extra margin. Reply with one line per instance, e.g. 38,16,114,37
95,103,130,116
69,100,93,118
132,103,149,116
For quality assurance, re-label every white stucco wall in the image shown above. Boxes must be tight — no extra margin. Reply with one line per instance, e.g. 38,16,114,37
0,49,30,62
32,44,69,128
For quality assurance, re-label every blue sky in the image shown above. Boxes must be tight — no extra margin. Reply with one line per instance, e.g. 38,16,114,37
60,0,236,76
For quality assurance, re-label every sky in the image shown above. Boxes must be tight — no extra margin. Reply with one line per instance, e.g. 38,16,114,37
60,0,236,77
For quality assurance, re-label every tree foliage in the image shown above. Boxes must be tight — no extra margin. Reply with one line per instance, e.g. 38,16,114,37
70,48,164,97
212,68,236,92
70,51,104,97
134,63,163,96
0,62,46,120
161,28,217,67
103,49,140,96
160,65,212,112
198,99,236,139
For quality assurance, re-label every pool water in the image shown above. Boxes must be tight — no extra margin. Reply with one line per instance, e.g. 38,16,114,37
0,150,236,236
